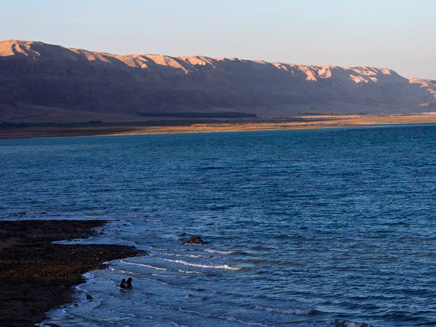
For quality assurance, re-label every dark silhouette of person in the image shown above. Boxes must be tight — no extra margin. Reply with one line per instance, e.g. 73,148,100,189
120,279,127,289
126,277,132,289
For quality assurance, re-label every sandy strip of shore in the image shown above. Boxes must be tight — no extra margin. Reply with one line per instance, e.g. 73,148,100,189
2,114,436,139
112,113,436,136
0,220,144,327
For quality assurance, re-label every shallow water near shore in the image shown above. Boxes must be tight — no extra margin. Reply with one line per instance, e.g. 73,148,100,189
2,125,436,326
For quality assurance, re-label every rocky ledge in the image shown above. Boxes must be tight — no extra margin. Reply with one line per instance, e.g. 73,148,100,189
0,219,144,327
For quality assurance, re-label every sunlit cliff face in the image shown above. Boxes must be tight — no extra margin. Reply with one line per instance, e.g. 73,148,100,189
1,39,436,123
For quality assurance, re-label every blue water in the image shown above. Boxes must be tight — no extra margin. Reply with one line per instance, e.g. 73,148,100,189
1,125,436,327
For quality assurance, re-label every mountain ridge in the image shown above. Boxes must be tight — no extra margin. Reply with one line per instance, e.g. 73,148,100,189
1,40,435,123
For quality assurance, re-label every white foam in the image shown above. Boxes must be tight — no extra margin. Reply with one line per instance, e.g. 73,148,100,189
117,269,141,275
255,305,315,315
179,269,206,275
148,219,163,225
151,273,187,278
157,305,269,327
205,248,237,255
120,260,168,271
155,251,206,258
159,258,243,271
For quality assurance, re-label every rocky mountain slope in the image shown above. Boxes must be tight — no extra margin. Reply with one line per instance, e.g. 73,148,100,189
1,40,435,123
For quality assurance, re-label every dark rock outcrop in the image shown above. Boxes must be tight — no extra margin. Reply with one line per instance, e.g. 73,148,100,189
183,236,205,245
0,220,144,327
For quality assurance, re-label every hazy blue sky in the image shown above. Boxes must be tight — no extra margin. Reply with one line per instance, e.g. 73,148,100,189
1,0,435,79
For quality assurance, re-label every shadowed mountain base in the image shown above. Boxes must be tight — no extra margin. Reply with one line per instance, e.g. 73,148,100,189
1,40,436,124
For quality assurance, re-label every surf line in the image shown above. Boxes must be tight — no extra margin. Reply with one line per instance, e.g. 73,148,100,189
120,260,168,271
205,248,237,255
158,258,243,271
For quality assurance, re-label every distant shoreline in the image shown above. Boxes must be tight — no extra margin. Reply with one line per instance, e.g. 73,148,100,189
2,114,436,139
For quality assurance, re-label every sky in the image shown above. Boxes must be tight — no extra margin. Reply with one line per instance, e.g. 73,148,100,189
1,0,435,80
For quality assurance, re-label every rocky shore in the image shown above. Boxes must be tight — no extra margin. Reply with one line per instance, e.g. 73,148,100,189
0,220,144,327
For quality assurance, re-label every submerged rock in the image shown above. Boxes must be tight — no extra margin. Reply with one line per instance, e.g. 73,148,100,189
333,319,373,327
182,236,205,245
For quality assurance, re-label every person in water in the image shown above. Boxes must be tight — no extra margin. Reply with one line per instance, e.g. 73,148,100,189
120,278,132,289
126,277,132,289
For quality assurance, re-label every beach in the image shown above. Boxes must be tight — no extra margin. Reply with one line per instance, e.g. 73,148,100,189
0,220,144,327
2,113,436,139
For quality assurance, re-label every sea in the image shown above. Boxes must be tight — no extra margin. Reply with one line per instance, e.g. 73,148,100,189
1,124,436,327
